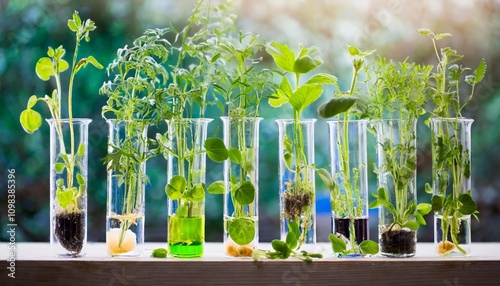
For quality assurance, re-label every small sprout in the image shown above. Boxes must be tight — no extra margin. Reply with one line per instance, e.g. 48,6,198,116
151,248,168,258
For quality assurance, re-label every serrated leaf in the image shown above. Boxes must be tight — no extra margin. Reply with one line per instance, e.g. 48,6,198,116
165,175,186,200
54,162,65,174
234,181,255,206
328,233,346,253
35,57,53,81
317,96,356,119
359,240,379,255
20,109,42,134
205,137,229,162
266,41,296,73
229,148,242,165
472,58,486,85
289,83,323,112
207,180,225,194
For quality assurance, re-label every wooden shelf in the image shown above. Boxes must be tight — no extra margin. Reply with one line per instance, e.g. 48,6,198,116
2,242,500,285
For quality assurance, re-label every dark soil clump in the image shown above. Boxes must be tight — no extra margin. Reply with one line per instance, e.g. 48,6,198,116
380,227,415,257
54,211,85,255
283,191,311,221
334,218,368,245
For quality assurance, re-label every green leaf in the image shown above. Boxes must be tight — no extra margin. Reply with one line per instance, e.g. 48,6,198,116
317,96,356,119
47,47,55,57
205,138,229,162
402,221,420,231
27,95,38,109
359,240,379,255
271,240,291,259
68,19,78,32
20,109,42,134
435,33,452,40
269,77,291,108
288,221,300,242
377,188,388,201
57,59,69,73
305,73,337,85
189,184,205,202
76,174,85,185
424,182,433,194
285,232,297,250
77,143,85,157
368,199,380,209
283,153,293,170
35,57,53,81
459,193,477,215
289,83,323,112
294,45,323,74
328,233,346,253
228,218,255,246
415,212,426,226
86,56,104,69
234,181,255,206
347,45,375,57
151,248,168,258
207,180,225,194
431,195,444,212
417,203,432,215
472,58,486,85
57,187,77,209
417,28,432,36
165,175,186,200
54,163,65,174
228,148,242,165
316,168,336,191
266,42,296,73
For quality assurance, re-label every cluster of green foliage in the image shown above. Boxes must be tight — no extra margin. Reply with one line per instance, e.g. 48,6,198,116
419,28,485,255
20,11,103,214
366,57,433,236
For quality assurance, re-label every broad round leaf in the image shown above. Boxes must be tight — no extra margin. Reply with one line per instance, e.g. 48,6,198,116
54,163,65,174
328,233,346,253
271,240,291,259
234,181,255,206
229,148,242,165
205,138,228,162
285,232,297,250
190,184,205,202
27,95,38,109
359,240,379,255
207,180,225,194
57,59,69,73
20,109,42,134
317,96,356,119
459,193,477,215
431,195,444,212
35,57,53,81
402,221,420,231
165,175,186,200
228,218,255,245
151,248,168,258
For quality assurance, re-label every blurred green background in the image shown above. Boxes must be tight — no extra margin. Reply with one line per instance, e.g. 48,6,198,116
1,0,499,243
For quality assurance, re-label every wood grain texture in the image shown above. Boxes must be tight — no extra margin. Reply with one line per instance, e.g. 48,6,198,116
1,243,499,286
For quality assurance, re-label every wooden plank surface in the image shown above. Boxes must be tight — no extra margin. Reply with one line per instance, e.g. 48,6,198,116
1,243,499,285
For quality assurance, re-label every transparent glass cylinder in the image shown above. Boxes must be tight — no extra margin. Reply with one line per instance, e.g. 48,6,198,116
431,118,473,256
106,120,148,257
167,118,211,258
374,118,418,258
276,119,316,247
48,118,91,257
327,120,369,256
221,116,262,257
